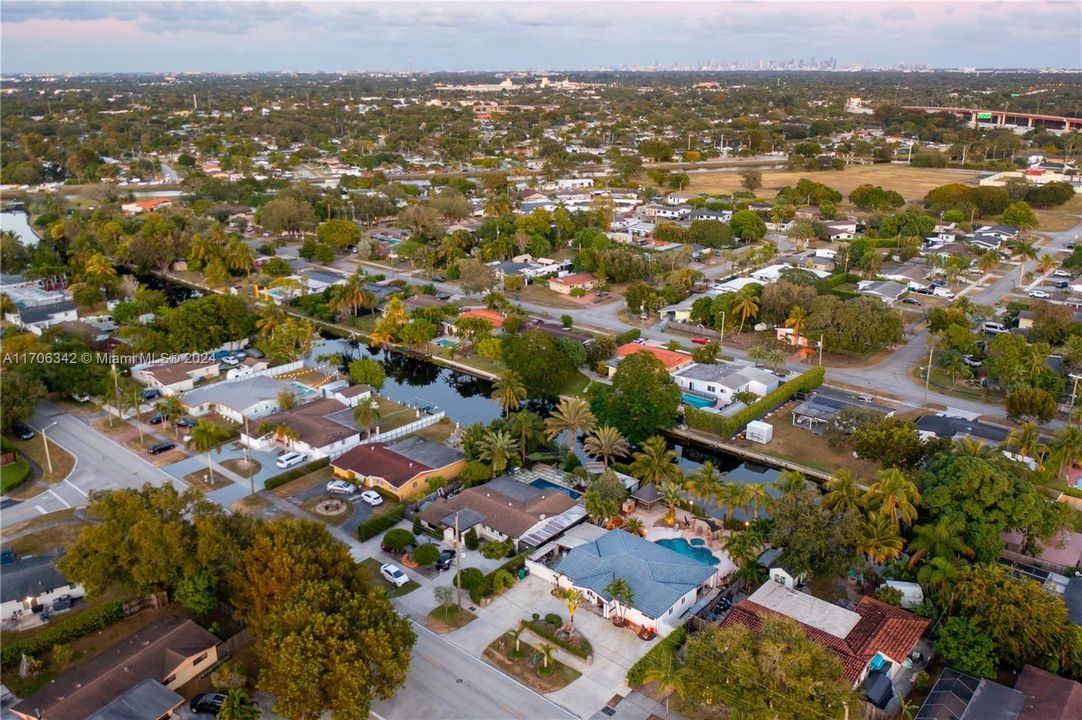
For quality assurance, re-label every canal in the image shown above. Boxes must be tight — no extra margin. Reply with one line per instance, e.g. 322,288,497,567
1,210,38,247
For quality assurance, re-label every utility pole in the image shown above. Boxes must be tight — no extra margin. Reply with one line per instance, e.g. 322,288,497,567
924,343,935,400
40,422,57,475
243,416,253,494
719,311,726,342
819,335,824,366
454,512,463,608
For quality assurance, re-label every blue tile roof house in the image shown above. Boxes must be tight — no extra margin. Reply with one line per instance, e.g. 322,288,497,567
552,529,720,633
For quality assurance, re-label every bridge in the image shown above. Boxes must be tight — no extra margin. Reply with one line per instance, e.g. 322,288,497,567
903,106,1080,130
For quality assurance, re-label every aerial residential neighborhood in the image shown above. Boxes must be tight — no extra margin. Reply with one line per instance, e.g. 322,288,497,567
1,2,1081,720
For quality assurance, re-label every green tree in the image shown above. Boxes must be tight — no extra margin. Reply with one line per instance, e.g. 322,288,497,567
850,416,922,469
629,435,681,486
906,516,974,569
589,352,681,444
412,543,441,567
348,357,386,390
867,468,921,528
739,169,763,192
769,485,858,579
730,210,767,243
1002,201,1038,234
821,469,865,516
491,370,527,418
603,578,634,624
174,569,218,616
257,196,315,238
641,649,688,713
502,329,576,400
218,688,262,720
1005,386,1057,423
544,397,598,453
856,510,904,564
478,429,519,478
352,399,381,439
583,426,629,468
190,420,229,483
935,616,997,679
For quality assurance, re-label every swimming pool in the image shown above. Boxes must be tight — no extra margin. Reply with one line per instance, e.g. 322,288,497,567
530,478,582,500
654,537,720,566
681,393,715,409
435,339,459,348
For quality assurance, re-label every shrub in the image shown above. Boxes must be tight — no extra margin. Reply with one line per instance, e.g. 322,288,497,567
469,578,491,604
532,612,541,622
480,538,514,559
522,618,593,659
383,528,415,552
412,516,423,535
545,613,563,627
561,314,574,329
357,505,406,541
50,643,76,670
264,457,331,490
464,528,479,551
491,569,515,593
1,600,126,668
626,627,687,686
614,328,641,345
412,543,440,567
685,366,825,438
460,461,491,487
454,567,484,592
570,288,586,298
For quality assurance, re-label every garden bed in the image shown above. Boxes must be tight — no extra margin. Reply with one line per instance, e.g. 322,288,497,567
483,634,581,694
425,605,477,634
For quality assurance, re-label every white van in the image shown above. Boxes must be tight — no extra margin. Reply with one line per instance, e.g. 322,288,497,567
276,451,308,469
932,287,955,299
983,321,1008,334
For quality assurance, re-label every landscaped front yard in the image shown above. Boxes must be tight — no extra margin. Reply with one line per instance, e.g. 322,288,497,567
359,557,419,598
425,604,477,633
483,633,581,693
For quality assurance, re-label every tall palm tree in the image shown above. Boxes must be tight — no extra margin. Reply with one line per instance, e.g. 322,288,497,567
491,370,527,418
583,426,629,468
155,396,186,437
658,478,686,524
189,420,227,483
906,516,975,569
629,435,681,486
721,528,764,566
1012,239,1039,287
1003,421,1049,465
733,290,759,334
688,461,721,509
558,587,581,633
544,397,597,453
715,481,752,523
479,429,519,478
916,556,962,611
255,302,288,339
784,305,807,347
954,436,994,458
382,297,409,328
225,239,256,277
867,468,921,528
507,410,542,465
1051,425,1082,482
603,578,635,625
745,482,771,519
857,510,904,565
352,399,381,439
772,469,807,497
641,651,688,713
536,642,555,670
331,274,366,320
822,469,865,516
84,252,116,278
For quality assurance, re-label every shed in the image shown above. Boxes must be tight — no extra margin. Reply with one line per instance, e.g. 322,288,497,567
746,421,773,444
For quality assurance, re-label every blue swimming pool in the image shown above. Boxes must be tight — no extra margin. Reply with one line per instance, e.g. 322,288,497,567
654,537,720,566
435,339,459,348
530,478,582,500
681,393,715,409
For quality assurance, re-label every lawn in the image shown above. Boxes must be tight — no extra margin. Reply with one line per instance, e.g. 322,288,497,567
686,164,983,202
558,370,593,398
182,466,233,492
0,457,31,493
270,465,334,498
220,457,262,477
425,604,477,633
482,634,581,693
359,557,419,598
11,434,76,486
910,363,1002,403
6,516,88,557
1035,209,1082,233
517,285,592,309
374,396,423,432
299,495,354,526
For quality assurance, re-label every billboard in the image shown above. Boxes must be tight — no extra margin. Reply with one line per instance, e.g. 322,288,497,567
976,112,992,120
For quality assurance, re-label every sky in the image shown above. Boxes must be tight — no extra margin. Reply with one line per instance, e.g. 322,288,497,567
1,1,1080,74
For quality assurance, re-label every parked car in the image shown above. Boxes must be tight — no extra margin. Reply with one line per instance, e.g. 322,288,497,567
690,336,710,345
962,355,983,368
148,412,165,425
1054,269,1073,277
1066,243,1077,250
11,422,35,441
190,692,226,715
901,297,922,306
359,489,384,506
432,274,447,282
436,292,452,301
912,287,933,295
436,548,456,571
633,338,648,345
147,441,176,455
221,355,240,366
70,392,91,403
276,451,308,469
1029,289,1052,299
983,321,1009,334
245,347,265,359
380,563,410,587
326,479,357,495
141,389,162,401
176,417,197,428
1056,281,1070,289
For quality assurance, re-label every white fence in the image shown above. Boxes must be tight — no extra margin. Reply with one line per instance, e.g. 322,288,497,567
359,412,445,446
221,359,303,383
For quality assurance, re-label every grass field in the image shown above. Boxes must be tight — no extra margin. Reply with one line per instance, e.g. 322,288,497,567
0,458,31,493
686,165,984,202
11,434,76,488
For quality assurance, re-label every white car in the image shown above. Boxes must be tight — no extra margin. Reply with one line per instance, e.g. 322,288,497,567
326,479,357,495
359,490,384,506
1054,270,1073,278
220,355,240,366
380,563,409,587
962,355,983,368
1029,290,1052,299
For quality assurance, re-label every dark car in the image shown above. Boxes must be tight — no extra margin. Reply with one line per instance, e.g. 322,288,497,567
147,441,176,455
244,347,265,359
436,548,456,571
436,292,452,301
190,692,226,715
912,287,933,295
11,422,36,441
141,389,162,401
432,274,447,282
176,417,197,428
901,297,921,306
148,412,165,425
1056,281,1070,289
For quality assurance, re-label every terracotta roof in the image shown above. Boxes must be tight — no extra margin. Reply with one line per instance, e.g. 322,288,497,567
418,475,576,538
332,438,461,488
257,398,357,449
13,617,217,720
615,343,693,370
127,198,172,210
721,594,928,683
1015,664,1082,720
550,272,595,286
336,384,371,398
142,360,216,387
458,309,505,328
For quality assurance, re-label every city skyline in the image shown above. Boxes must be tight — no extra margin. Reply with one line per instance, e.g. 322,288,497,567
1,1,1080,74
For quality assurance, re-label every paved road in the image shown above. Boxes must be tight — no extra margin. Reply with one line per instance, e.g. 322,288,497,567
0,403,186,526
371,624,575,720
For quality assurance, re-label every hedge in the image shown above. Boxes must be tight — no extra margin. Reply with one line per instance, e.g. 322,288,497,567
357,504,407,541
626,627,688,686
1,600,126,668
263,457,330,490
614,328,642,345
522,618,593,659
484,550,531,588
822,272,859,289
685,366,825,438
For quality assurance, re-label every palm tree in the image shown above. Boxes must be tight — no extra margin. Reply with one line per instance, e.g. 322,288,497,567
641,651,687,713
857,510,904,565
784,305,807,347
977,249,1000,276
688,461,721,509
155,396,185,437
479,429,519,478
746,344,770,367
331,274,367,320
536,642,555,670
383,297,409,328
867,468,921,528
624,517,645,536
583,426,629,468
505,627,526,654
84,252,116,278
1004,421,1049,465
217,688,260,720
584,490,619,525
352,399,381,439
507,410,542,465
190,420,227,483
715,481,752,523
225,240,256,277
484,194,512,217
544,397,597,453
603,578,634,625
1051,425,1082,482
658,479,686,525
745,482,771,519
733,290,759,334
772,469,806,497
558,587,581,633
721,528,764,566
1012,239,1039,287
822,469,864,516
955,436,995,458
255,303,287,339
916,555,962,611
906,516,975,569
491,371,527,418
630,436,681,486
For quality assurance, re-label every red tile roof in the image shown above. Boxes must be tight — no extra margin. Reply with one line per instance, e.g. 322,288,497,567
331,443,429,488
458,309,505,328
615,343,693,370
550,272,595,286
720,595,928,683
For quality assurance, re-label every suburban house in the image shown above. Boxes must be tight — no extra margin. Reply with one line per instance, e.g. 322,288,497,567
5,300,78,335
914,414,1010,445
181,376,292,422
548,272,595,295
822,220,858,241
449,308,506,334
326,383,373,408
331,436,465,500
974,223,1020,242
914,665,1082,720
687,208,733,223
1013,664,1082,720
419,471,587,550
659,296,699,322
755,547,806,589
969,233,1005,251
607,343,694,377
792,388,893,433
1,549,85,624
120,198,173,216
881,260,931,290
133,360,220,396
857,279,909,305
244,397,361,458
539,528,720,634
722,582,928,693
85,679,184,720
300,269,350,293
665,191,699,205
11,617,219,720
672,362,782,405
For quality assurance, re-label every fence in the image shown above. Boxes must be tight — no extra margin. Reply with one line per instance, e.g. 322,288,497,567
221,359,304,383
356,412,446,447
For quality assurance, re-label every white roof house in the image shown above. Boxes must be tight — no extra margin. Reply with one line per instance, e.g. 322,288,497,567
182,376,292,422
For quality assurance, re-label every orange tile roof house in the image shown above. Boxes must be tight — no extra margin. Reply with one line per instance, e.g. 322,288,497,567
331,436,466,500
721,581,928,686
455,308,506,329
607,343,693,377
11,617,218,720
120,198,173,216
548,272,595,295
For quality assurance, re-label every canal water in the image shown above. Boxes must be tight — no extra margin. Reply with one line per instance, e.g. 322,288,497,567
1,210,38,247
